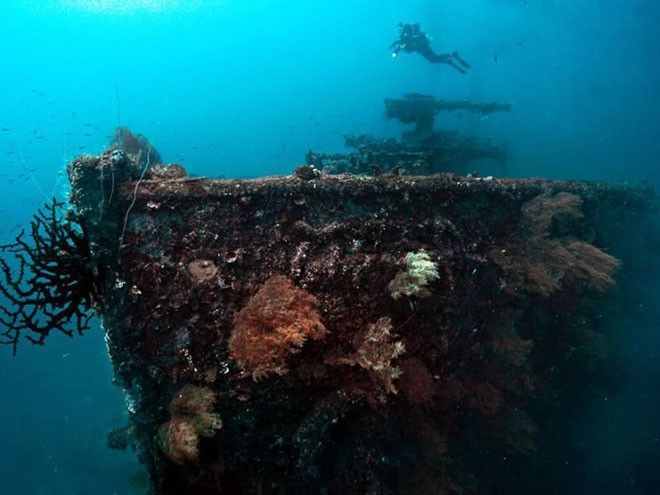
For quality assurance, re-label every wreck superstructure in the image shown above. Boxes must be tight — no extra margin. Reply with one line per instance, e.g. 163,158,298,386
39,146,654,494
307,93,511,176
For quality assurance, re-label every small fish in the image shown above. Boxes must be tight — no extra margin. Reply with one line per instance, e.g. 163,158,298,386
0,128,11,132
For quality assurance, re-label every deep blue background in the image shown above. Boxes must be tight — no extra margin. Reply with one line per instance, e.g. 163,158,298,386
0,1,658,493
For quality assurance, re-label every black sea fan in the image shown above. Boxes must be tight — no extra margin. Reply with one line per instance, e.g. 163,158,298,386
0,199,101,354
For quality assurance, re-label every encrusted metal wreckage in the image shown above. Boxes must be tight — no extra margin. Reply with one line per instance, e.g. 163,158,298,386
1,128,657,494
306,93,510,176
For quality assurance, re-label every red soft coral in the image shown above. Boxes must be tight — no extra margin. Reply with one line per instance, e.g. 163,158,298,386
228,275,327,380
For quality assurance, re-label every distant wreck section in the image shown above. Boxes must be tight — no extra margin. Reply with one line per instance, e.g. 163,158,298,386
56,136,658,494
306,93,511,176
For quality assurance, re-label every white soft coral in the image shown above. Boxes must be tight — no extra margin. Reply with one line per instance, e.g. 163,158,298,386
388,250,439,300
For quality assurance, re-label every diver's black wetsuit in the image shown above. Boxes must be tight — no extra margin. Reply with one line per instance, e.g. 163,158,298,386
391,23,471,74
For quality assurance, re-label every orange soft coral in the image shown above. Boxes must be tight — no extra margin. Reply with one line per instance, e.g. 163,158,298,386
328,317,406,395
521,191,583,234
156,385,222,465
169,384,222,436
491,192,620,296
228,275,327,380
156,417,200,466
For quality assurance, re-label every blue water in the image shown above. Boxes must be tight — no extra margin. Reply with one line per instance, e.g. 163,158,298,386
0,1,658,493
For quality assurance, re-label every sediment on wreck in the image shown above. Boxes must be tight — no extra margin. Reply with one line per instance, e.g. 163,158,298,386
67,150,656,495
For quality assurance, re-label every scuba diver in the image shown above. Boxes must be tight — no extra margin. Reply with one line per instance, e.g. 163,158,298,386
390,23,471,75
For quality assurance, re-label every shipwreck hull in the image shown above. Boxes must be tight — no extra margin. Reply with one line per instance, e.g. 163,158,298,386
68,154,656,494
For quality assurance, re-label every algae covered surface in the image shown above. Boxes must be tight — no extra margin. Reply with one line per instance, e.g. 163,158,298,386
1,1,660,494
56,148,656,493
